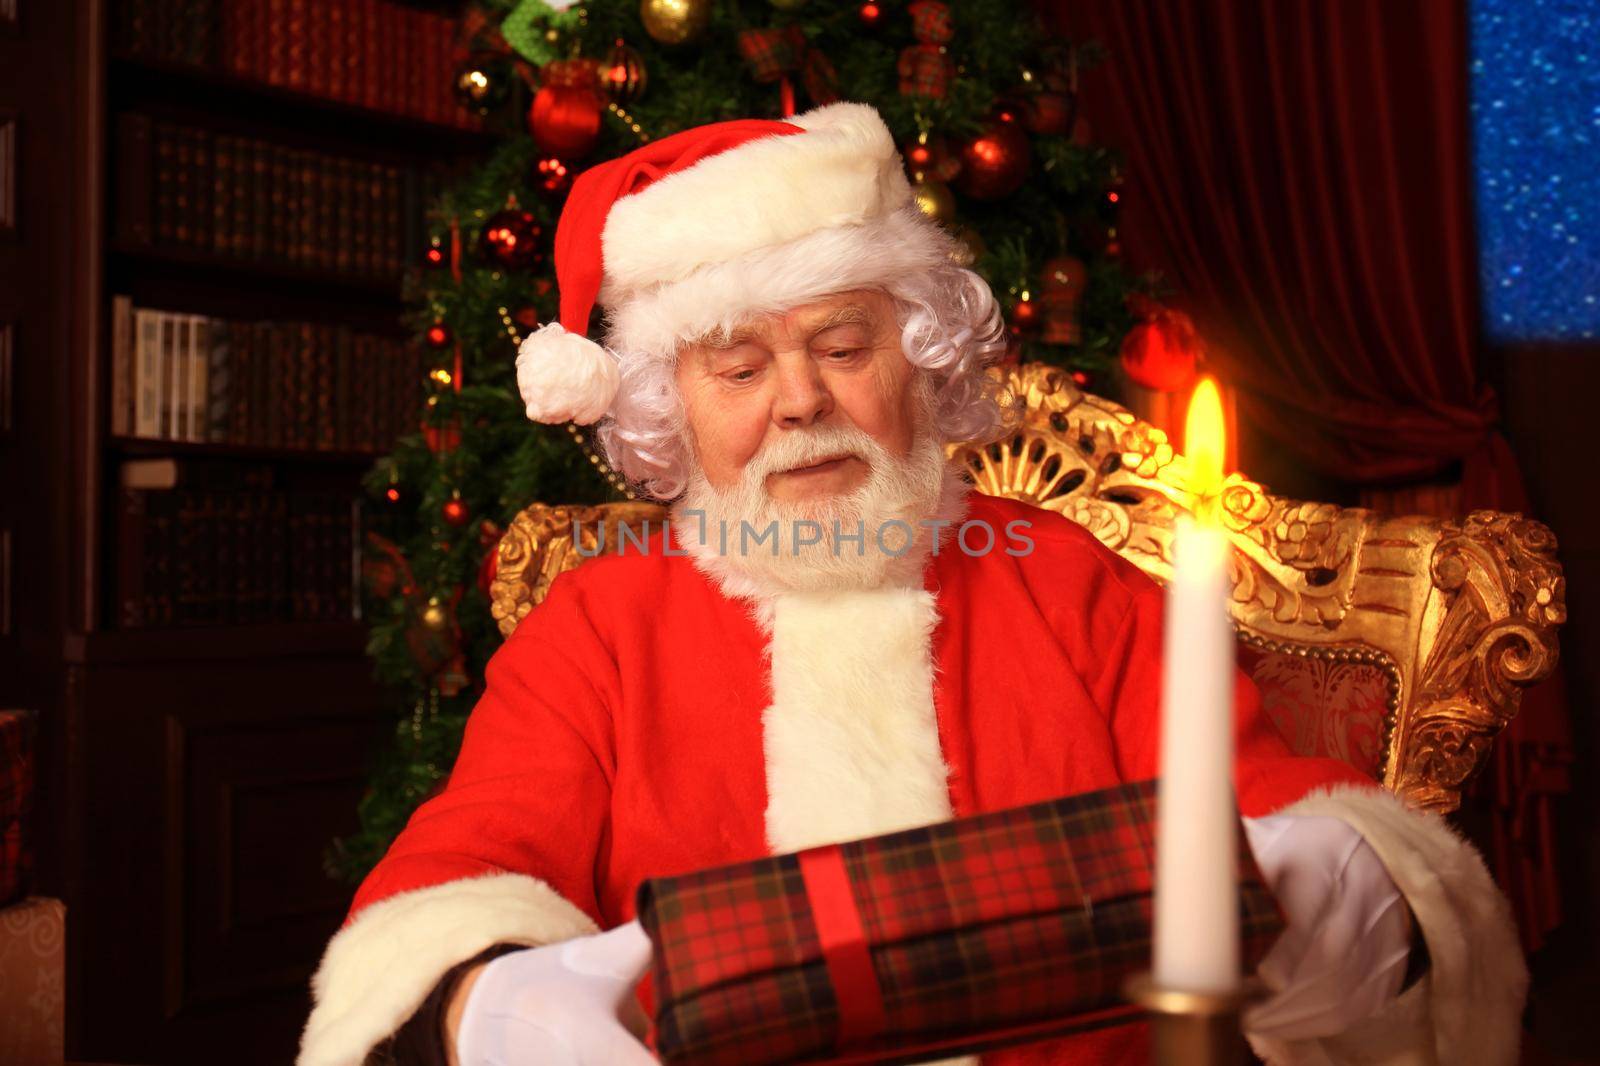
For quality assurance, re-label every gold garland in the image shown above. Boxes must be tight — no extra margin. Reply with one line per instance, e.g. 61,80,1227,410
498,305,637,500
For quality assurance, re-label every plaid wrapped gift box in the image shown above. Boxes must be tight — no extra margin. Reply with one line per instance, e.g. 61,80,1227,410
636,779,1283,1066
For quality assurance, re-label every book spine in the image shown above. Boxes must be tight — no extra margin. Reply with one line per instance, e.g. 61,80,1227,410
172,315,192,440
211,133,233,258
111,295,135,438
117,490,149,627
206,316,229,443
113,113,155,247
307,0,328,99
382,164,401,276
251,321,271,447
265,0,287,87
134,310,161,438
188,315,209,442
285,0,308,93
191,126,213,252
171,125,193,248
296,148,317,269
249,139,271,261
268,143,288,264
333,325,351,451
154,121,178,246
316,322,335,450
327,0,349,103
334,157,353,275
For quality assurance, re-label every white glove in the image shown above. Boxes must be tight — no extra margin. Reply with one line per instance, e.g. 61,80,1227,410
454,918,656,1066
1242,814,1414,1041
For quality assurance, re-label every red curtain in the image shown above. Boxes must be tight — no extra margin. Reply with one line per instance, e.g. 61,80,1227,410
1042,0,1568,949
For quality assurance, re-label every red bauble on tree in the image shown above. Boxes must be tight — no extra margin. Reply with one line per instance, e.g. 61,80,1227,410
479,203,546,271
1022,91,1074,136
1008,293,1040,337
441,494,471,528
1120,299,1203,392
956,118,1032,200
529,61,604,160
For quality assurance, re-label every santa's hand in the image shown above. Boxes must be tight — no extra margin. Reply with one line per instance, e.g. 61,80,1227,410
1241,814,1414,1041
454,919,656,1066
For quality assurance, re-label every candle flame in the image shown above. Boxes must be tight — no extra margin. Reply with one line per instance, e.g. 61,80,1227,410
1185,376,1226,522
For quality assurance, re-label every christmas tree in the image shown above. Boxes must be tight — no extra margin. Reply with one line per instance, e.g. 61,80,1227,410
330,0,1160,883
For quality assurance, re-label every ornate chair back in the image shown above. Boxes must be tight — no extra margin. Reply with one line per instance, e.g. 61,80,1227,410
491,362,1565,813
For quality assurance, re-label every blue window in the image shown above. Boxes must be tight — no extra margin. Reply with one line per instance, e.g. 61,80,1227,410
1470,0,1599,341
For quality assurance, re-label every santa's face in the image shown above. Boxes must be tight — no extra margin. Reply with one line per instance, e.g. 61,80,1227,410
673,288,921,504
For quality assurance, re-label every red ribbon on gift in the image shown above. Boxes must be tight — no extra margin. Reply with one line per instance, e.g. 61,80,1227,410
797,844,887,1046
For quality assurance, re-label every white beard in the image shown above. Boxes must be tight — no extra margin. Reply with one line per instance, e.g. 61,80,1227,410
670,417,970,604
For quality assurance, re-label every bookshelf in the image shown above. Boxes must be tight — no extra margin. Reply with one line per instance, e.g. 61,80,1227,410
0,1,492,1062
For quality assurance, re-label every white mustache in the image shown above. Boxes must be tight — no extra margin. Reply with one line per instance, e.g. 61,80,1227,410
747,427,876,483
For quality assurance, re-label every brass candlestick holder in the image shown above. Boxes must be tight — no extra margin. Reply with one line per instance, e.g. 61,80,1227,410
1124,973,1265,1066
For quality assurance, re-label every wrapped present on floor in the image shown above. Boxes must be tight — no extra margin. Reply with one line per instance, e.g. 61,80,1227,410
636,779,1282,1066
0,709,37,909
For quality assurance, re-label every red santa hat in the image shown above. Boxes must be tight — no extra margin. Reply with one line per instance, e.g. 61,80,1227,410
515,101,959,425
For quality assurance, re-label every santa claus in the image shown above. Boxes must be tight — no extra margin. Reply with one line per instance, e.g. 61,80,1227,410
297,103,1524,1066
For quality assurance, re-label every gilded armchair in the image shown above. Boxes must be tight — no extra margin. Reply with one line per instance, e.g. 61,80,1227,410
490,362,1565,813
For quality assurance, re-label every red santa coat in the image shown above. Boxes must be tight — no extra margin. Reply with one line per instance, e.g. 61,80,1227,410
299,493,1524,1066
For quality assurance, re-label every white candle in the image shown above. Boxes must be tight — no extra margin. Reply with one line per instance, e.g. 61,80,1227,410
1152,378,1239,994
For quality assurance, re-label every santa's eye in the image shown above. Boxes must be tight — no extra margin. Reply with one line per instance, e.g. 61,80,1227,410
825,349,865,362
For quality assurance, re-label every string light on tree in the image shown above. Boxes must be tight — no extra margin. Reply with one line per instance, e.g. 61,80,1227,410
858,1,884,28
423,235,446,268
425,320,452,349
601,38,649,104
452,53,513,115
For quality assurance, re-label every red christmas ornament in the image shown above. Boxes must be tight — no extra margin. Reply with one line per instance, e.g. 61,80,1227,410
858,1,883,28
534,156,574,200
441,495,471,527
479,206,546,271
425,320,452,349
1022,91,1074,136
512,305,541,330
423,419,462,453
956,119,1032,200
601,39,648,104
1008,294,1040,336
1040,254,1088,346
1120,303,1203,392
528,83,604,160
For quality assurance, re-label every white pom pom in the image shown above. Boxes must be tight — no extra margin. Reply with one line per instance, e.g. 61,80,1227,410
515,322,621,425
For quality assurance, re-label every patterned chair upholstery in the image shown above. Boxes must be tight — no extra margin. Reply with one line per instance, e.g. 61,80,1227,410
490,362,1566,813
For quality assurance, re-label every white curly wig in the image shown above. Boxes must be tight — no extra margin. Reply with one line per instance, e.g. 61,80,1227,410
593,211,1015,501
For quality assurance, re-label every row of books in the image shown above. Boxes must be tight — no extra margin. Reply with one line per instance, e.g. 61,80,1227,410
115,0,482,130
114,113,445,279
111,298,429,454
116,461,362,628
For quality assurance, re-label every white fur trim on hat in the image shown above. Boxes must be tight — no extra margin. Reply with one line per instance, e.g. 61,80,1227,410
598,102,909,300
603,204,959,359
516,321,621,425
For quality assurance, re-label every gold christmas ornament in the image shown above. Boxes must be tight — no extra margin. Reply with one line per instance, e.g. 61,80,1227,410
953,224,987,265
912,176,957,225
640,0,711,45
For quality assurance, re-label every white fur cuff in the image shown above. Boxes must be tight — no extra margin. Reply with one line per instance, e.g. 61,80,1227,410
1247,785,1527,1066
297,872,600,1066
